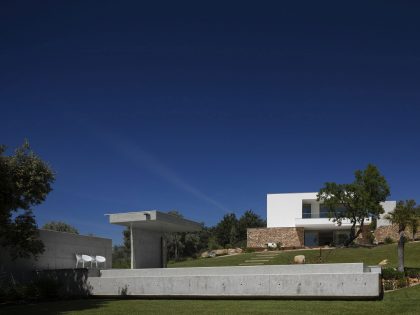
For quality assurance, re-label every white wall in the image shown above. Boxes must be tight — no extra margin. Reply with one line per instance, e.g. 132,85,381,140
378,201,397,227
267,192,396,228
267,192,317,227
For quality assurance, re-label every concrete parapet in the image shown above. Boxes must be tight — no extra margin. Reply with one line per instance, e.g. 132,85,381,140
88,263,382,299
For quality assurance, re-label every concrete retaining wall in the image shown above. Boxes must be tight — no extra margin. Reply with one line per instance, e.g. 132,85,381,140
0,229,112,277
88,263,382,299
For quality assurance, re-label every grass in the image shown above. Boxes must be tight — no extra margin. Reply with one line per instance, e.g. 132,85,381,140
3,284,420,315
168,242,420,268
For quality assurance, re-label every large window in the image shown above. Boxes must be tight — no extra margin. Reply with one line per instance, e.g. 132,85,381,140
302,203,312,218
319,204,347,218
303,230,350,247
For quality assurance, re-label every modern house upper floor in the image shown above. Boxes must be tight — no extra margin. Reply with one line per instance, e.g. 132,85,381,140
267,192,396,230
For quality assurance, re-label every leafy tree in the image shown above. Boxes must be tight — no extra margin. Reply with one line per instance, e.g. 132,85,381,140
408,206,420,241
123,227,131,252
42,221,79,234
238,210,266,241
112,245,131,269
317,164,390,246
165,210,185,260
0,141,55,260
215,213,239,247
386,200,417,272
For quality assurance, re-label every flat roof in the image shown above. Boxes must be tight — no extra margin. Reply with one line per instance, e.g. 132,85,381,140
107,210,202,232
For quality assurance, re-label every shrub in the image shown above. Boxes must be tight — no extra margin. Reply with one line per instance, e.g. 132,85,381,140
366,232,375,244
244,248,256,253
32,277,62,299
405,268,420,279
384,236,394,244
383,280,395,291
397,277,409,288
382,268,405,280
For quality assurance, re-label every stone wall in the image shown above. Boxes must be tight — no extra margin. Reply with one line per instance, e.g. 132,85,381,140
247,227,304,248
374,224,420,243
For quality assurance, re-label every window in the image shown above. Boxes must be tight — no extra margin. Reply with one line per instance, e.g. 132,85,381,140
302,203,312,218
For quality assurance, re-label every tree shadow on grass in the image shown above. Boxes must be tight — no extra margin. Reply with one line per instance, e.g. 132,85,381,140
2,298,111,315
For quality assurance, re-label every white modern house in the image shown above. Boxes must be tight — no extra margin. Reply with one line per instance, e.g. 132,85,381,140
247,192,396,248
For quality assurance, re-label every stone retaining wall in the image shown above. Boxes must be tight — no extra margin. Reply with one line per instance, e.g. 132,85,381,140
375,225,420,242
247,227,304,248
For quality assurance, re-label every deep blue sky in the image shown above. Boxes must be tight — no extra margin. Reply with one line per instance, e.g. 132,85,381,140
1,1,420,245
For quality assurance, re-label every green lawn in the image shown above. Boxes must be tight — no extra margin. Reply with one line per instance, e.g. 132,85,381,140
168,242,420,268
3,284,420,315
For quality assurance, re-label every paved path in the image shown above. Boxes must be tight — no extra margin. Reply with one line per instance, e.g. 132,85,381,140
238,251,281,266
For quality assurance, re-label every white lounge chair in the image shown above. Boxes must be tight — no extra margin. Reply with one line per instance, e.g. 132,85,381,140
75,254,83,268
81,254,94,268
94,255,106,268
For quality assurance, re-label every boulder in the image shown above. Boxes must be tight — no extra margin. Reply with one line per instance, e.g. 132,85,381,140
227,248,236,255
235,248,243,254
214,249,228,256
294,255,305,264
201,251,209,258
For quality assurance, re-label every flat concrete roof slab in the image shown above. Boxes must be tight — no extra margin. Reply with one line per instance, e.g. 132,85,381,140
107,211,202,232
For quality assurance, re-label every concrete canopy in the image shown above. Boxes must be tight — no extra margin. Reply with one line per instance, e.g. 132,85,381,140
107,210,202,233
107,211,202,269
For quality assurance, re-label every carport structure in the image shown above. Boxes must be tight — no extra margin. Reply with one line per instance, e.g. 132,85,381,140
107,211,202,268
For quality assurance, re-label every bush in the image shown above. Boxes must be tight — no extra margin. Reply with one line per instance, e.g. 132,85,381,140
366,232,375,244
397,277,409,288
384,236,394,244
382,277,409,291
382,268,405,280
0,274,63,302
383,280,394,291
31,276,62,299
244,248,256,253
208,236,222,250
405,268,420,279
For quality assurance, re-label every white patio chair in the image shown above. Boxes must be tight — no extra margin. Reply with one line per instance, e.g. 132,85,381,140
94,255,106,268
81,254,94,268
75,254,83,268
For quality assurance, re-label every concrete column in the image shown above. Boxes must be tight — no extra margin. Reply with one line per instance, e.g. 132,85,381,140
130,224,135,269
131,228,164,268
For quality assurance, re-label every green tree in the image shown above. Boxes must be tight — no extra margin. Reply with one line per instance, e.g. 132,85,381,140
215,213,238,247
317,164,390,246
42,221,79,234
123,227,131,252
0,141,55,259
408,206,420,241
165,210,185,260
386,200,417,272
238,210,266,241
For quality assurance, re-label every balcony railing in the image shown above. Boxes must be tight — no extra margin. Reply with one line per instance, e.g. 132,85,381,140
302,212,331,219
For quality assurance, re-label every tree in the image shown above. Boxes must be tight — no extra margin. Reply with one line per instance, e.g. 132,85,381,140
408,206,420,241
123,227,131,252
386,200,417,272
0,141,55,259
215,213,239,247
42,221,79,234
317,164,390,246
238,210,266,241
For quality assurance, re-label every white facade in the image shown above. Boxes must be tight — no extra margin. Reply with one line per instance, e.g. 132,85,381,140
267,192,395,230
